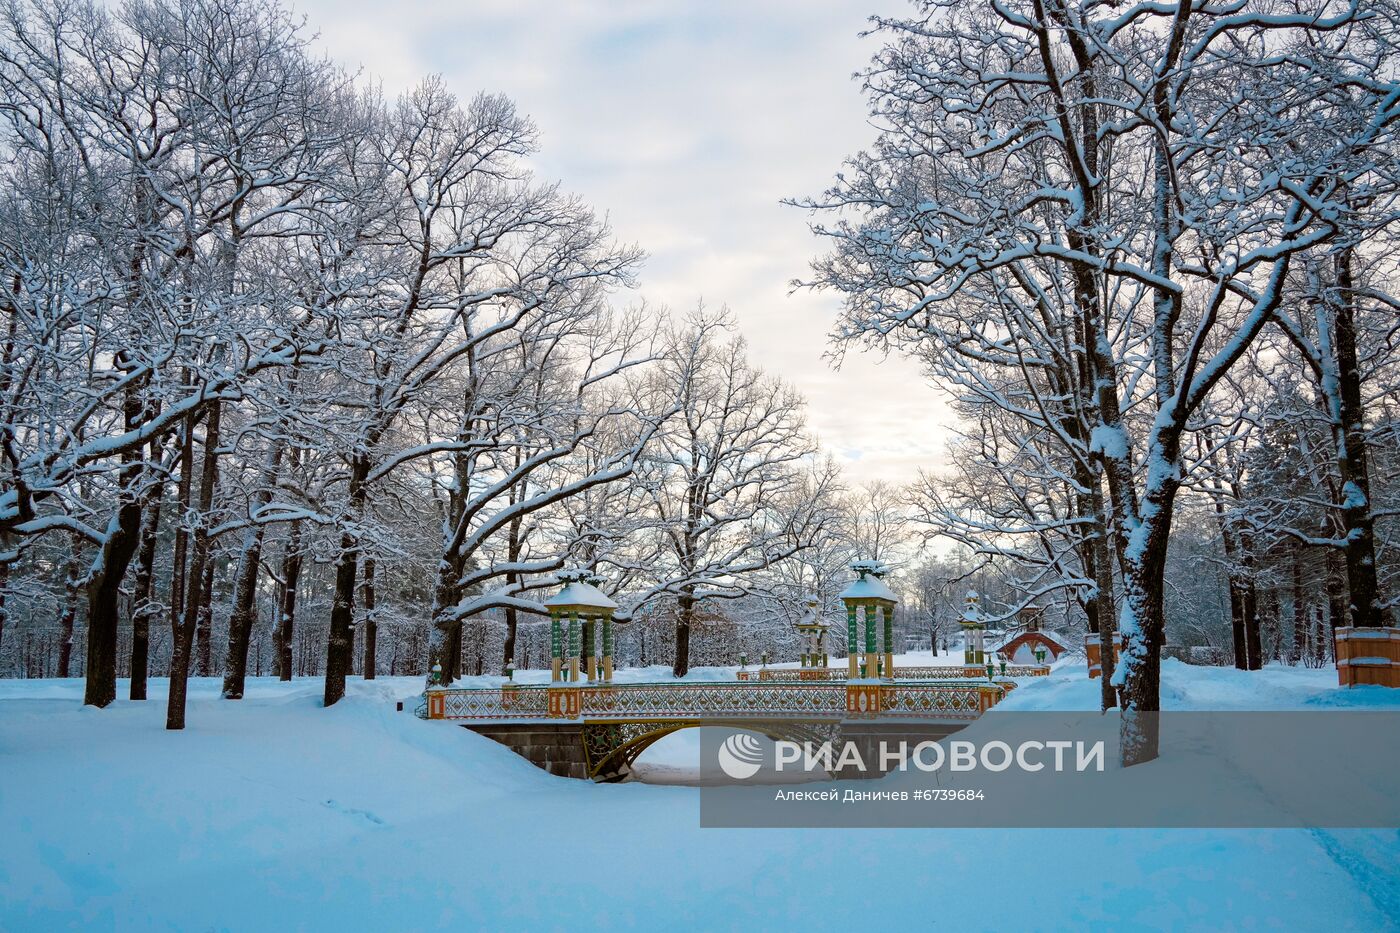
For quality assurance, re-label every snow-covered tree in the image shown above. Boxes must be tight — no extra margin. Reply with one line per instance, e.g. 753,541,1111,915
624,309,836,676
798,0,1400,763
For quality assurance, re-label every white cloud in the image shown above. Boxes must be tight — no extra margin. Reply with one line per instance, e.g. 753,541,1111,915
297,0,952,486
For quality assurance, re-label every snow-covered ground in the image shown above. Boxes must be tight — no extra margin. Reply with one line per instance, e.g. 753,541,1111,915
3,662,1398,931
994,657,1400,711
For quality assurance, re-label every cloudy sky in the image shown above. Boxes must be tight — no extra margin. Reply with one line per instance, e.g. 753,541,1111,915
298,0,951,487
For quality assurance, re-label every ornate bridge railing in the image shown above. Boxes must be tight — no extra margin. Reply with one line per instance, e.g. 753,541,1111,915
422,679,1008,723
737,664,1050,682
901,664,1049,678
881,683,991,719
578,682,846,719
736,668,842,681
438,686,551,720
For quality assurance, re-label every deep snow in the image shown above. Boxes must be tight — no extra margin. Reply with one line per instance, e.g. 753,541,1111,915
2,661,1398,931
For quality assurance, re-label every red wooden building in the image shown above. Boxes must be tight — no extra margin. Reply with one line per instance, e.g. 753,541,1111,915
994,630,1067,665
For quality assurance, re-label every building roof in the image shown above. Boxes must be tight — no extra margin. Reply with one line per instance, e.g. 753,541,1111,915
993,630,1068,658
794,601,829,629
839,574,898,604
543,580,617,611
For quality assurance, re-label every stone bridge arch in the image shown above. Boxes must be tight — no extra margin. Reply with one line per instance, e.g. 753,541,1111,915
583,719,840,782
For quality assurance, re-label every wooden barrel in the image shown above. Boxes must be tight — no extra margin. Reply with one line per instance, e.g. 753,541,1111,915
1335,627,1400,688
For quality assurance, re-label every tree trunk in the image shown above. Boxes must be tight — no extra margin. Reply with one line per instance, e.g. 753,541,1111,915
1262,590,1281,663
1312,604,1328,666
499,509,524,675
427,548,466,685
168,412,195,653
84,386,146,708
360,557,376,680
1242,570,1262,671
673,589,695,678
274,522,301,682
1110,456,1181,766
1291,545,1306,664
323,457,368,707
196,558,215,676
57,544,81,678
85,507,142,706
222,443,284,698
323,532,358,703
1227,578,1248,670
1117,542,1168,766
0,560,8,675
1075,475,1118,709
129,482,163,700
273,451,303,682
1330,248,1386,628
221,523,268,698
501,605,518,676
1326,548,1347,656
1091,503,1118,709
447,622,464,680
1207,475,1252,670
167,400,221,730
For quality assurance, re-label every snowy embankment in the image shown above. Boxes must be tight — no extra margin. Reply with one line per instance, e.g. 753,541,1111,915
994,657,1400,712
2,663,1398,931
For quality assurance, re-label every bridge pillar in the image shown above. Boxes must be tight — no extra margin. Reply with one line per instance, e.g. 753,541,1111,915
602,616,614,683
883,605,895,681
846,680,882,716
548,684,581,718
863,605,877,679
840,561,898,680
847,603,859,678
583,617,596,681
567,611,581,682
837,722,965,778
549,613,562,682
426,685,446,719
466,723,590,779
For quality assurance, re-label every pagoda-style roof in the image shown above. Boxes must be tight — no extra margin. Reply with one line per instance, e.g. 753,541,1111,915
958,589,984,627
544,578,617,612
794,597,829,629
839,574,898,604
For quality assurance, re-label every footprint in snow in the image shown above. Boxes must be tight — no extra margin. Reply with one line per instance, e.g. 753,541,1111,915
323,798,386,825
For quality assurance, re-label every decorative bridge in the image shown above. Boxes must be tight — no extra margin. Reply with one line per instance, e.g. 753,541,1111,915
415,564,1051,781
420,678,1020,781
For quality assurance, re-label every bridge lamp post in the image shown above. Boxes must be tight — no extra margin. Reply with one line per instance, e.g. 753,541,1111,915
840,561,898,680
544,571,619,684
